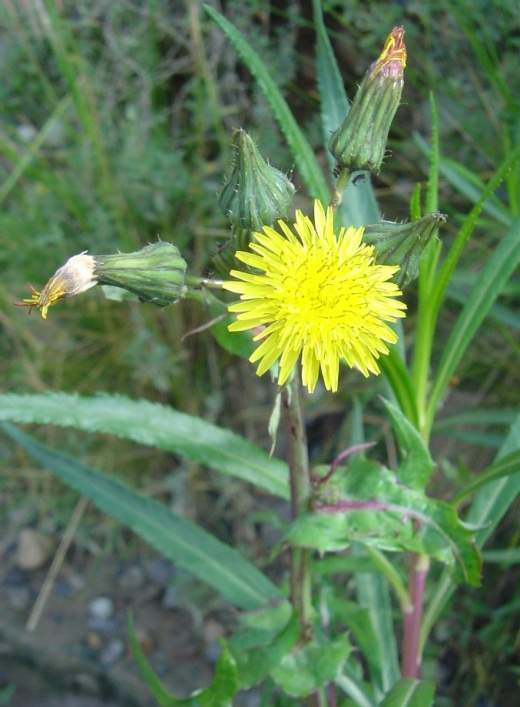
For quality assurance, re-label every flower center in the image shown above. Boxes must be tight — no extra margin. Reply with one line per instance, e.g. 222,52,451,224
276,246,369,343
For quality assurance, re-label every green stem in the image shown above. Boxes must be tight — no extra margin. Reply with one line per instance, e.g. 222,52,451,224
330,168,351,209
185,275,225,289
282,376,313,642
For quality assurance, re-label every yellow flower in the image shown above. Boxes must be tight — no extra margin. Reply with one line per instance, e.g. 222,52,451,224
223,200,406,393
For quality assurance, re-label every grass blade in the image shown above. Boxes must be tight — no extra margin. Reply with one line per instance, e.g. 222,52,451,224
379,348,418,426
451,450,520,506
204,4,328,203
0,97,70,205
1,423,283,611
0,393,289,499
429,145,520,322
415,136,511,226
426,218,520,429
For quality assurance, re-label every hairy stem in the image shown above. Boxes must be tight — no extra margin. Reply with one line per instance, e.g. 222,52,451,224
282,376,313,642
401,554,430,678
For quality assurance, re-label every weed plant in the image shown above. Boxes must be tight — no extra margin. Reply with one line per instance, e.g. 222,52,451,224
0,2,519,705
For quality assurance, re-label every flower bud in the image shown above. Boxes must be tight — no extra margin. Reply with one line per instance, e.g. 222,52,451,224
17,242,187,318
363,212,446,287
329,26,406,174
94,242,187,306
218,129,295,231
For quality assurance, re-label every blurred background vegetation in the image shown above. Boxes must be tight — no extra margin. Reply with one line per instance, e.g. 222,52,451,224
0,1,519,705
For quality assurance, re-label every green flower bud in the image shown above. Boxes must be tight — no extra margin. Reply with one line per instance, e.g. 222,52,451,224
329,26,406,174
364,212,446,287
94,242,187,306
219,129,295,231
18,242,187,318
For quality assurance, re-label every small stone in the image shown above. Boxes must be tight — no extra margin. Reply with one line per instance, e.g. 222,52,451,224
15,528,52,570
88,596,114,621
100,638,125,666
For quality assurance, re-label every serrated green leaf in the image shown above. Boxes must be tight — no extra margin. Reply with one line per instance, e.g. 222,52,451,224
0,393,288,499
289,458,481,585
204,4,328,203
270,636,351,697
381,398,433,489
231,612,299,689
1,423,283,610
380,678,435,707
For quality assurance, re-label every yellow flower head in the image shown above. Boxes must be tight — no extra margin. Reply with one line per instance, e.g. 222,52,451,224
223,200,406,393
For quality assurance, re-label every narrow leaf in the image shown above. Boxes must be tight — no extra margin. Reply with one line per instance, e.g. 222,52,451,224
1,423,283,611
451,449,520,506
204,4,328,202
380,678,435,707
428,146,520,324
0,393,288,499
381,398,433,489
427,218,520,426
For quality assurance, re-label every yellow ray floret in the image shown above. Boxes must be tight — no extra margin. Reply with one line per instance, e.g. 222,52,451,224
223,200,407,394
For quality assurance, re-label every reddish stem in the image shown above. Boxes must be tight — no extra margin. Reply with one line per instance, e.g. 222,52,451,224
401,554,430,678
317,442,376,486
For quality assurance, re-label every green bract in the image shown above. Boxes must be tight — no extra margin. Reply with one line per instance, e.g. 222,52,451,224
364,212,446,287
94,242,187,306
219,129,295,231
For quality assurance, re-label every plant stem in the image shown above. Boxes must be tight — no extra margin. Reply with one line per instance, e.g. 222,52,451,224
330,168,350,208
401,553,430,678
282,376,313,642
